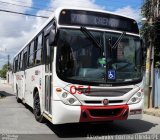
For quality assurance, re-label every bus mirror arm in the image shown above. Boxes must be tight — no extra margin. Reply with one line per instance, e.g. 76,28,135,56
49,29,56,46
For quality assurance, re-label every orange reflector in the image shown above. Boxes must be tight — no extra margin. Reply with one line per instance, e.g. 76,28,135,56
56,88,62,93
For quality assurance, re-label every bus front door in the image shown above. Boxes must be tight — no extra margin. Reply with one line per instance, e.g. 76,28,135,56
44,36,53,115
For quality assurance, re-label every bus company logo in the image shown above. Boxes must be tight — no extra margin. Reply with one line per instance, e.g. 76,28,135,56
102,99,109,105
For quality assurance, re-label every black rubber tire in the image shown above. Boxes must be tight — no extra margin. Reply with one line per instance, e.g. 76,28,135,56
33,91,45,123
16,86,21,103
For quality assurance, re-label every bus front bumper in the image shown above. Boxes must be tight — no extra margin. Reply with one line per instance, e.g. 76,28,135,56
52,100,143,124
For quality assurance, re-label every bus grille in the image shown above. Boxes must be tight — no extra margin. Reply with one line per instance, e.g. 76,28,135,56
89,108,122,117
80,88,132,97
84,100,123,104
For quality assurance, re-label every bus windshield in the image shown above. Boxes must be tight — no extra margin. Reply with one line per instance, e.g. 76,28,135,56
56,28,142,85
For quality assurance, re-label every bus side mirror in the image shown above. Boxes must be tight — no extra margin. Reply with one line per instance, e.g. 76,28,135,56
49,29,55,46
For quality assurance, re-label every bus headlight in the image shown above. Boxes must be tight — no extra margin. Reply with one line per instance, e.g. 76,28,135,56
127,92,143,105
58,91,81,106
62,92,68,98
68,98,75,104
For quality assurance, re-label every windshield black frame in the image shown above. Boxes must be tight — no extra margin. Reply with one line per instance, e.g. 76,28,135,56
56,28,143,86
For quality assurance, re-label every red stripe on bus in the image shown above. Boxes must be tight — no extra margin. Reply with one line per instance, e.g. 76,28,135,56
80,105,129,122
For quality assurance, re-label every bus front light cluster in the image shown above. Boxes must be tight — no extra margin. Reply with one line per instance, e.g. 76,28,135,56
58,91,81,106
127,91,143,105
68,98,75,104
62,92,68,98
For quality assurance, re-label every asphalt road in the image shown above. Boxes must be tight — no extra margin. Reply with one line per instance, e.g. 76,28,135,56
0,84,160,140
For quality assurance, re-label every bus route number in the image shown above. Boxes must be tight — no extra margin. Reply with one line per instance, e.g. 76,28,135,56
70,85,91,94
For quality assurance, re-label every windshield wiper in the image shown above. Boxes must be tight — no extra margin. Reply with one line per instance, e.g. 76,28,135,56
80,26,103,56
112,31,126,49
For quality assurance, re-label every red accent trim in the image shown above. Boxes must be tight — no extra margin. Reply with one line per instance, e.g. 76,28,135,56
80,105,129,122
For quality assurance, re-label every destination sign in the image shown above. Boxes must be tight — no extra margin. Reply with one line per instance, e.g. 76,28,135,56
59,9,139,34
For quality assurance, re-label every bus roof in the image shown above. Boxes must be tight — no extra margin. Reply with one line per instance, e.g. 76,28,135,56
14,7,137,58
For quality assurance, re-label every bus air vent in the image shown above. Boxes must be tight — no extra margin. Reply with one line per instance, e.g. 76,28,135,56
81,88,132,97
89,108,122,117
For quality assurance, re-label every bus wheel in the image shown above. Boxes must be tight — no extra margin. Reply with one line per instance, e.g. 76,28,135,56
33,91,45,123
16,86,21,103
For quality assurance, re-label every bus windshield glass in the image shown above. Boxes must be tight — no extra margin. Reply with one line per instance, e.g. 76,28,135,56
56,28,142,85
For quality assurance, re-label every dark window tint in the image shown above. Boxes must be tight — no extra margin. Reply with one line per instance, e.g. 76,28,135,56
45,38,51,72
15,56,18,72
35,34,43,65
28,55,34,67
37,34,43,50
23,47,28,69
20,51,23,70
18,54,21,71
35,49,42,65
28,41,35,67
29,41,34,55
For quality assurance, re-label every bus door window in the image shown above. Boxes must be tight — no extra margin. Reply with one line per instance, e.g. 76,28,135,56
45,37,52,72
44,35,53,114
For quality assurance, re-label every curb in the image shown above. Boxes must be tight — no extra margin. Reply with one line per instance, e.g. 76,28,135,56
143,110,160,117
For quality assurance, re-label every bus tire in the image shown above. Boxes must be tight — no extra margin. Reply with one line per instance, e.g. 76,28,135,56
33,91,45,123
16,85,21,103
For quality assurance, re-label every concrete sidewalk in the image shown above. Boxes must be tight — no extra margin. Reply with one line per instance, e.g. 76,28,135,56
0,83,13,99
0,83,54,134
144,108,160,117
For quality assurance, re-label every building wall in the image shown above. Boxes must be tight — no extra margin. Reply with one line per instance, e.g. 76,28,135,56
6,71,13,85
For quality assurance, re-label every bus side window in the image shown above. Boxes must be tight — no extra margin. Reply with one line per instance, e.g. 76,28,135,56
20,51,23,70
35,34,43,65
15,57,18,72
13,58,16,72
28,41,35,67
18,54,21,71
23,46,28,70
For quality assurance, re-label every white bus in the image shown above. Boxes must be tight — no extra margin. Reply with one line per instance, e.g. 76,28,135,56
13,7,144,124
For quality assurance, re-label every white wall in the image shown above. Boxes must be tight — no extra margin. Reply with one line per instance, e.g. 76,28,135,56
6,71,13,85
